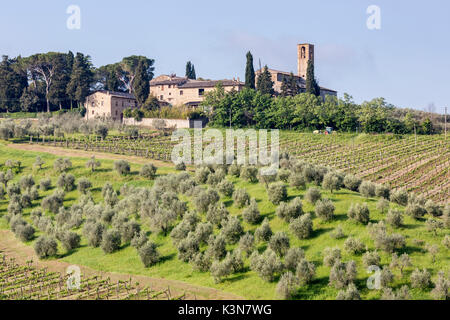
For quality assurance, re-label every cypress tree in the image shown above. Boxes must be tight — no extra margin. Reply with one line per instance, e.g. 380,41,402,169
185,61,196,79
133,59,150,106
256,65,274,96
305,60,320,97
245,51,255,89
66,53,94,108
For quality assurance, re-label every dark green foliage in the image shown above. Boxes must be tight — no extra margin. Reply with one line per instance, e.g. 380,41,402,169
256,65,274,96
114,160,130,176
305,60,320,97
245,51,255,89
139,242,160,267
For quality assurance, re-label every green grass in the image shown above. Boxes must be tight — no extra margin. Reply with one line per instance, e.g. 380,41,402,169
0,141,448,300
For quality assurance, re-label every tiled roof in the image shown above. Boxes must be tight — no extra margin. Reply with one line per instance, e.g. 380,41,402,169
179,80,244,88
96,90,136,99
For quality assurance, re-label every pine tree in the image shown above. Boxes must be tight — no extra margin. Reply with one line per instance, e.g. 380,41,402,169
191,64,196,80
245,51,255,89
66,53,94,108
288,73,299,96
133,59,150,106
305,60,320,97
256,65,274,96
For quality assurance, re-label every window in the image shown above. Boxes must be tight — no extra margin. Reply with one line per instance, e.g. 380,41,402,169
180,90,184,96
169,92,171,96
168,85,171,89
115,101,118,106
199,88,205,96
115,110,118,115
160,95,164,100
161,85,164,91
92,110,95,115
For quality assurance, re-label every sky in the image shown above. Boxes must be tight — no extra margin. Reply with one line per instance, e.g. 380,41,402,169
0,0,449,113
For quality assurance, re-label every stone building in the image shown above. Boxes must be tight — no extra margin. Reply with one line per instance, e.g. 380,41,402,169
255,43,337,99
84,90,137,121
150,75,245,108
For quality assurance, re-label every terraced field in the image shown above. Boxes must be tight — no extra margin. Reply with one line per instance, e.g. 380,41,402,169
27,131,449,204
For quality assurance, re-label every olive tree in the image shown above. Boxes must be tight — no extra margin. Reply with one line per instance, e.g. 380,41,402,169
347,203,370,224
269,232,290,257
77,177,92,194
114,160,130,176
101,229,122,254
276,272,299,300
290,214,313,240
255,218,273,242
139,242,160,267
375,184,391,200
305,187,321,204
242,198,261,224
315,198,335,222
34,236,58,259
57,173,76,192
232,188,250,208
140,163,157,180
284,247,305,271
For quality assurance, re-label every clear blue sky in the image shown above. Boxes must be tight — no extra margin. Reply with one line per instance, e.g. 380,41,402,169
1,0,449,112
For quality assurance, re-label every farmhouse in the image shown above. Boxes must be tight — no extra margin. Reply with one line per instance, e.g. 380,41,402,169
150,75,245,108
255,43,337,99
84,90,138,121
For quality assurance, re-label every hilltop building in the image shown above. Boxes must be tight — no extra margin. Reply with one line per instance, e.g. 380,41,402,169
84,90,137,121
150,75,245,108
255,43,337,99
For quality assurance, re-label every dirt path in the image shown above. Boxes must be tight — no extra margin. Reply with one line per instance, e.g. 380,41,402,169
0,229,243,300
8,143,173,167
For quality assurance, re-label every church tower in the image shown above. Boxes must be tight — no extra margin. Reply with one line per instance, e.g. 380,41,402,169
297,43,314,79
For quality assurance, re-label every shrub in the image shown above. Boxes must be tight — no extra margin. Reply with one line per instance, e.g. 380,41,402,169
57,173,75,192
242,199,261,224
267,183,287,205
315,198,335,222
330,226,345,239
380,267,394,288
101,229,122,254
431,271,450,300
7,182,21,197
194,222,213,244
140,163,157,179
53,158,72,173
443,235,450,249
425,200,442,217
210,258,234,284
336,283,360,300
359,181,376,198
121,221,141,243
277,169,291,183
405,203,427,220
373,231,406,253
19,175,35,191
195,166,211,184
240,166,258,183
139,242,160,267
206,202,229,227
228,163,241,177
222,217,244,244
206,234,227,260
250,249,283,282
41,190,65,214
305,187,321,204
322,171,343,193
131,231,148,249
86,156,101,172
289,173,306,190
15,223,35,242
425,219,444,236
376,198,390,213
323,247,341,267
386,209,403,228
375,184,391,200
410,269,431,289
390,189,408,206
39,178,52,191
290,214,313,239
0,186,5,200
362,251,381,267
276,197,303,222
191,252,212,272
329,260,357,289
344,237,365,255
77,177,92,194
255,218,273,242
177,234,199,262
233,188,250,208
284,247,305,271
28,186,39,200
114,160,130,176
194,189,220,213
217,179,234,197
269,232,290,257
343,174,362,192
276,272,299,300
295,259,316,285
347,203,370,224
175,161,186,171
238,233,255,257
382,286,411,300
34,236,58,259
83,222,105,247
60,231,81,251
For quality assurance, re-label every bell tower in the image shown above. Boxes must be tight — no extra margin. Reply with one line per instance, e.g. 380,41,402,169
297,43,314,79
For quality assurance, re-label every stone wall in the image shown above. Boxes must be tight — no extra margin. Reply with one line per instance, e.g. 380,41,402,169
123,117,208,129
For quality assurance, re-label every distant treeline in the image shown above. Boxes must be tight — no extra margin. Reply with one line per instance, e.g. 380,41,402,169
0,52,154,114
202,85,445,134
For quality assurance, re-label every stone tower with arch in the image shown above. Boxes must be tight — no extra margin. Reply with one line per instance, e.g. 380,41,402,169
297,43,314,79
